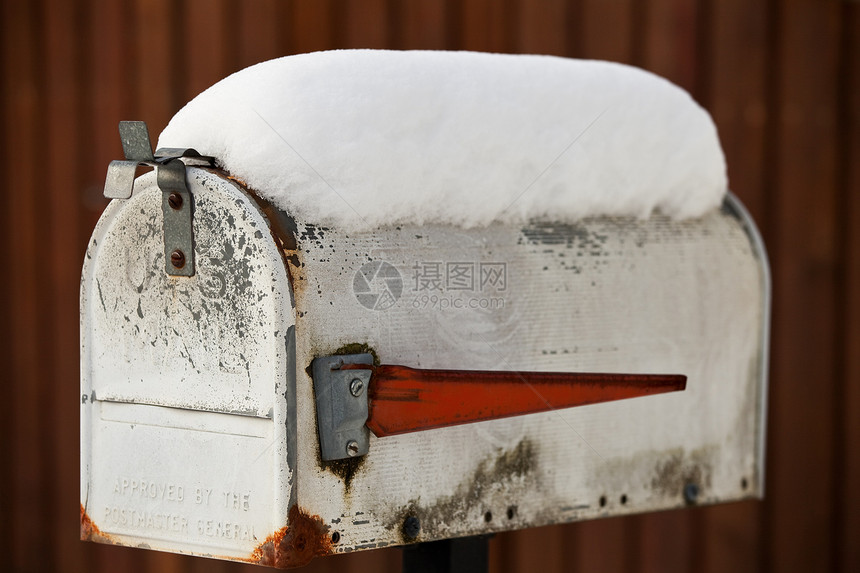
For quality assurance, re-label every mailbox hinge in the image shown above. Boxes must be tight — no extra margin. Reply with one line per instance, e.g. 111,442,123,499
312,353,373,462
103,121,215,277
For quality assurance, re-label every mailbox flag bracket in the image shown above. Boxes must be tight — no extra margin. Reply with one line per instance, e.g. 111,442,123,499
313,353,374,462
103,121,214,277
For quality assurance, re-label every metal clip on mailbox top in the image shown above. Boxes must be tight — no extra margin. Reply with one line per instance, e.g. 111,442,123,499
103,121,214,277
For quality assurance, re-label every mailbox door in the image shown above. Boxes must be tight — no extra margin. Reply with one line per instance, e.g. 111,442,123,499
81,168,296,561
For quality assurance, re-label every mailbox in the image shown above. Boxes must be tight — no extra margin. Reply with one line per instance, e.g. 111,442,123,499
81,51,769,568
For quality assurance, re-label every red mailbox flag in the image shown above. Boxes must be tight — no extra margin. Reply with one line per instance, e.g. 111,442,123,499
339,363,686,437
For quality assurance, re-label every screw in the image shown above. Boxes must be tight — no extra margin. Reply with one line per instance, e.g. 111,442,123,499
350,378,364,397
346,440,360,457
683,482,699,505
402,516,420,540
170,249,186,269
168,192,183,210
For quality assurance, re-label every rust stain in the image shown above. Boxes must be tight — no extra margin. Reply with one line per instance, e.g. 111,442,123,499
80,504,116,544
331,343,380,366
251,505,333,569
226,174,251,188
214,167,251,190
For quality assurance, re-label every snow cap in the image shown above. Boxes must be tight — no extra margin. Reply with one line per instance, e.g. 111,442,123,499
159,50,727,231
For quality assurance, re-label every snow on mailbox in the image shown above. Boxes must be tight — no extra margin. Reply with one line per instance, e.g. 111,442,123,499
80,51,769,568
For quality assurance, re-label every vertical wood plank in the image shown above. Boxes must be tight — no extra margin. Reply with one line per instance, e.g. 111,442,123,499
44,0,91,570
459,0,512,53
569,517,637,573
341,546,402,573
3,1,50,572
135,0,178,135
0,0,11,565
837,5,859,572
291,0,335,54
634,510,692,573
516,0,567,55
88,0,129,216
182,0,231,105
759,2,781,565
580,0,633,63
699,502,762,573
490,530,514,573
708,0,769,222
499,524,564,573
642,0,699,93
696,1,770,571
766,0,842,572
400,0,449,50
342,0,390,49
237,0,280,68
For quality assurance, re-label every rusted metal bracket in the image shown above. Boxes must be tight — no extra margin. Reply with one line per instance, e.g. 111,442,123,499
103,121,214,277
158,159,195,276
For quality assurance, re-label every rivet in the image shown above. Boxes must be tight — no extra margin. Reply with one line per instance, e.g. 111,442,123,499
684,482,699,505
402,516,420,540
170,249,186,269
168,192,183,210
346,440,360,457
350,378,364,397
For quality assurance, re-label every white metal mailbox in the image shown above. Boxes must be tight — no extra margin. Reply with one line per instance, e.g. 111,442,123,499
81,51,769,568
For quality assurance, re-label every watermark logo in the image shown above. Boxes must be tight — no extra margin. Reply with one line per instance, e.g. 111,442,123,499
354,259,507,311
411,293,506,311
353,261,403,311
412,262,507,292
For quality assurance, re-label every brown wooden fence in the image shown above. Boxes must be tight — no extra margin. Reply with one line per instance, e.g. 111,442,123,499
1,1,858,572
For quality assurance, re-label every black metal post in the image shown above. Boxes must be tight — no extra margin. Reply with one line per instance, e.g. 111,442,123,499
402,536,490,573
